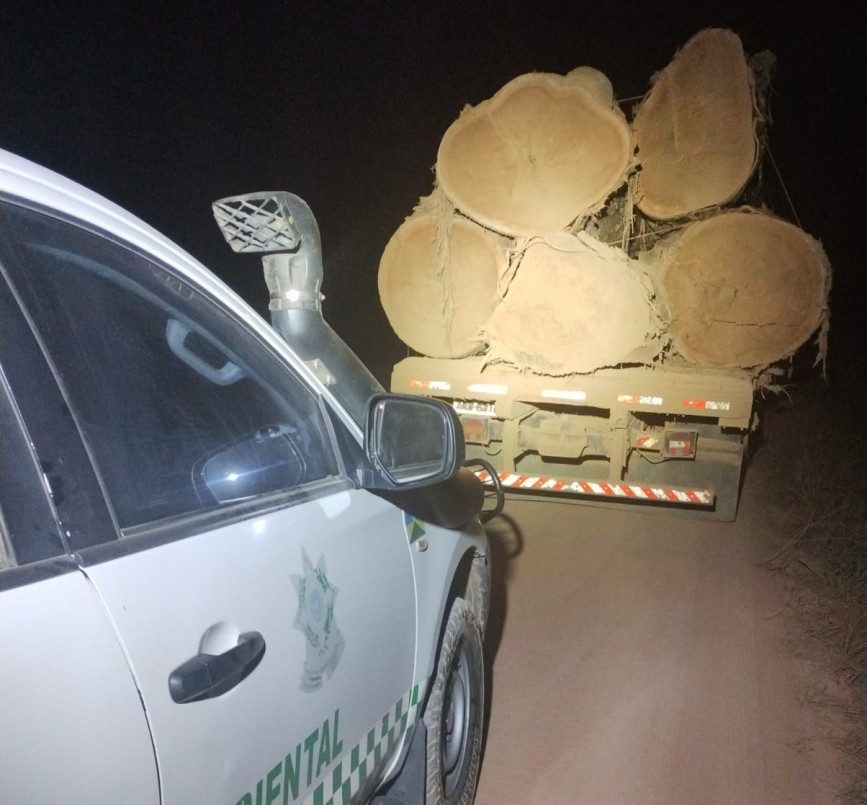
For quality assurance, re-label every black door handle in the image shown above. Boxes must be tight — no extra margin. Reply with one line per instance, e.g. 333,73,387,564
168,631,266,704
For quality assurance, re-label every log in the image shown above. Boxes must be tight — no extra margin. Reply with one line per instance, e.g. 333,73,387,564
634,29,758,220
566,66,615,109
659,210,830,368
436,73,632,237
485,232,658,374
378,207,508,358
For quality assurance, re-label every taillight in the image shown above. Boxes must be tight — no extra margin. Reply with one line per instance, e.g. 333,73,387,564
460,416,490,444
662,429,697,459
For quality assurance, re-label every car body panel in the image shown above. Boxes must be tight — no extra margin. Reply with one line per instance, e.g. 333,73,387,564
82,487,417,803
0,568,160,803
408,517,488,685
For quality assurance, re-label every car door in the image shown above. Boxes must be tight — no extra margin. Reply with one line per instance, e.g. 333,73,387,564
0,272,159,803
0,199,419,804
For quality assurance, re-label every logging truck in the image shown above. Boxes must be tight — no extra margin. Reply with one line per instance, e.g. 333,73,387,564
379,29,830,521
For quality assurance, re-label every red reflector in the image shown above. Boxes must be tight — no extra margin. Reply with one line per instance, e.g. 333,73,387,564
662,429,697,459
460,416,489,444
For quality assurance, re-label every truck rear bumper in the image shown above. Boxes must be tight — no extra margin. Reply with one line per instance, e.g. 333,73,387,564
474,469,715,508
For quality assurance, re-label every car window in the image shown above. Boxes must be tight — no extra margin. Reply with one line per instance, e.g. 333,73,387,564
0,366,66,568
0,264,116,555
0,202,337,531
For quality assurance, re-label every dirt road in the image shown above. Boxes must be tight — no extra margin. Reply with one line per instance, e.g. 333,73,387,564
475,424,849,802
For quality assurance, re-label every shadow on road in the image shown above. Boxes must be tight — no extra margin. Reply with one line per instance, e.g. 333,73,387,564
481,511,524,754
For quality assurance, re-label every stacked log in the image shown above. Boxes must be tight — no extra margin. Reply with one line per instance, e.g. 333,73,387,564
378,202,509,358
484,233,657,375
633,28,759,220
435,72,633,236
654,210,831,368
378,28,831,376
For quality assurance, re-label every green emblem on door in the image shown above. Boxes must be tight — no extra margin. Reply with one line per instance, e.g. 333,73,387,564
403,511,427,544
292,549,344,691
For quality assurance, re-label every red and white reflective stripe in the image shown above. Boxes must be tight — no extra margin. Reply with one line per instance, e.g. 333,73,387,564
474,470,714,506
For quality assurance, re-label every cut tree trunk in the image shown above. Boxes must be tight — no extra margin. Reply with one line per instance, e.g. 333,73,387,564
634,28,758,220
378,207,509,358
658,210,830,368
436,72,632,237
485,232,658,375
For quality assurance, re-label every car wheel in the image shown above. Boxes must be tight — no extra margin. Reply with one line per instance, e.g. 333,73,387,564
423,597,484,804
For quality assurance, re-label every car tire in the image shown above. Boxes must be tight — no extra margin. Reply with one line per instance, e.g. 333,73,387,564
423,597,484,805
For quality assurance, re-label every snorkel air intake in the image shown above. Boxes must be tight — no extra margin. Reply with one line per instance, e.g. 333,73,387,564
212,191,329,368
212,191,323,311
212,191,384,424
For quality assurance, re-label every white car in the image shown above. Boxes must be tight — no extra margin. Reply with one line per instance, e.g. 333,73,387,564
0,150,497,804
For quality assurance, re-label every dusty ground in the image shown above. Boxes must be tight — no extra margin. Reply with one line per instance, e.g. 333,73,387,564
475,403,858,803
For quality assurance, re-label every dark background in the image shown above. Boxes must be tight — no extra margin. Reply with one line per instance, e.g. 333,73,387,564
1,2,863,386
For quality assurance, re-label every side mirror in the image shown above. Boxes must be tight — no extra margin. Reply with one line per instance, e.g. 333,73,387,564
363,394,464,490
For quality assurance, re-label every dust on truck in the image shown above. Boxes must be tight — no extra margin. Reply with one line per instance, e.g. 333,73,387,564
378,30,831,521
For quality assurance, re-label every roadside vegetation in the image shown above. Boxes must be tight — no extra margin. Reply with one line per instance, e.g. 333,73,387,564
764,381,865,801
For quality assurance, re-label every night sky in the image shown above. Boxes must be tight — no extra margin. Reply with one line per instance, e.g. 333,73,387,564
1,2,863,387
